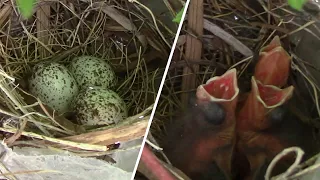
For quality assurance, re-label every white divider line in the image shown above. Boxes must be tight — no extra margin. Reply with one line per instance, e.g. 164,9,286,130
130,1,191,179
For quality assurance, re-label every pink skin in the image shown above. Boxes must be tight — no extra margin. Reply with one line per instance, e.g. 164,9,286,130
196,68,294,179
196,69,239,131
236,78,294,180
193,68,239,179
237,77,294,131
236,37,294,179
163,69,240,180
254,36,291,88
149,37,293,180
191,37,293,179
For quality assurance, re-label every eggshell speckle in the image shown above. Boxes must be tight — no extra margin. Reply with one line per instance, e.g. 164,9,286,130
68,56,117,89
28,62,79,113
73,87,127,126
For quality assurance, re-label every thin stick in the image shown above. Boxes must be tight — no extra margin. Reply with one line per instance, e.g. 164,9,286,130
292,62,320,118
128,0,171,48
203,19,253,57
0,127,107,151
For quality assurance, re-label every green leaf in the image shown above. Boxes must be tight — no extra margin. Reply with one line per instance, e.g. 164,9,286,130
288,0,308,11
16,0,36,18
172,7,185,23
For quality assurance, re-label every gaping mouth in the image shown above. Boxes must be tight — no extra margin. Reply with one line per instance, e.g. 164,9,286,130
169,36,297,180
236,77,294,131
252,77,294,108
196,68,239,102
254,36,291,87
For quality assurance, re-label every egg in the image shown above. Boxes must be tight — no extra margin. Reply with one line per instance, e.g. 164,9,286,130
28,62,79,113
68,55,117,89
73,86,128,126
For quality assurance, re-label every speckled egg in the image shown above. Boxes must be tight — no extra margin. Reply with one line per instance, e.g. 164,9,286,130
68,56,117,89
28,62,79,113
73,86,128,126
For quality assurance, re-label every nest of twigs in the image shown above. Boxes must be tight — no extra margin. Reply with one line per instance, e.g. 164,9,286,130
0,0,183,164
145,0,320,179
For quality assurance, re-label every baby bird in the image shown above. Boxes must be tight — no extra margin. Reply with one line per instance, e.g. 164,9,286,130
236,36,317,180
163,36,318,180
163,69,239,180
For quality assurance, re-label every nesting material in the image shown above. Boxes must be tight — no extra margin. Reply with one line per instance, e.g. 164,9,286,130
0,1,180,179
149,0,320,179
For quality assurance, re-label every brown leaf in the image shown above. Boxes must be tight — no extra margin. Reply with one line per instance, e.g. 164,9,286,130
62,118,148,146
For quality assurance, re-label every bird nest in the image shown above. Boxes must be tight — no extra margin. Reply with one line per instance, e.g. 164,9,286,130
0,0,183,161
145,0,320,180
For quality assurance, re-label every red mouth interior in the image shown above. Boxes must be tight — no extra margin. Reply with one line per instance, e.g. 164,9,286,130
256,82,289,107
203,72,236,100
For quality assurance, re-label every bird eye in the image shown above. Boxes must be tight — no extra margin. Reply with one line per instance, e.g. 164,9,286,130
267,106,287,125
201,102,226,125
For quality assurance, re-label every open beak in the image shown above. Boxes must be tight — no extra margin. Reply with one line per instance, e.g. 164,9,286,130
237,77,294,131
254,36,291,87
193,68,239,179
196,68,239,114
236,77,294,179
